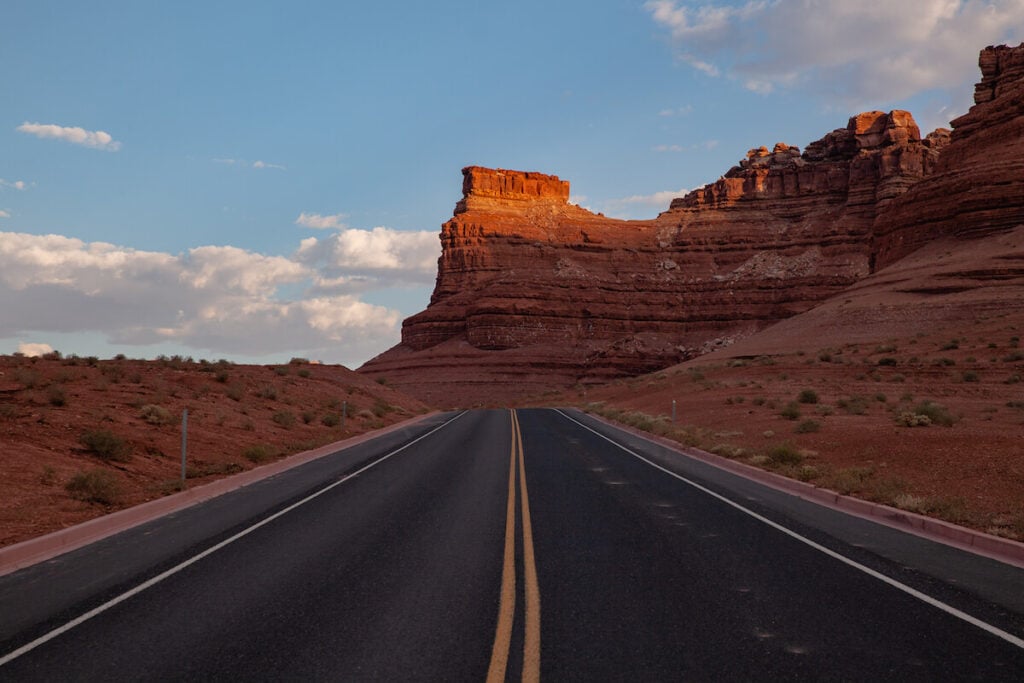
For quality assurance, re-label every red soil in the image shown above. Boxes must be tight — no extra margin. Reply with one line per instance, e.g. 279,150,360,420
0,355,428,548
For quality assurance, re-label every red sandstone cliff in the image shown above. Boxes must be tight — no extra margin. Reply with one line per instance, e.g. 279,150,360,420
873,44,1024,267
359,45,1023,407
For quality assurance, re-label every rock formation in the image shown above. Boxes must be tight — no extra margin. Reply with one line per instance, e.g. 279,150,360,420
359,44,1023,407
873,44,1024,268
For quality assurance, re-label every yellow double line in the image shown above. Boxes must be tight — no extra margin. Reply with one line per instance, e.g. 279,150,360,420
487,409,541,682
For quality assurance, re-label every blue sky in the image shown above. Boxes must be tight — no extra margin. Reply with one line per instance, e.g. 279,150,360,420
2,1,1022,367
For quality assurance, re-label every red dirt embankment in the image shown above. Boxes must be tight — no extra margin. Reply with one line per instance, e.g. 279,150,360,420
0,355,428,547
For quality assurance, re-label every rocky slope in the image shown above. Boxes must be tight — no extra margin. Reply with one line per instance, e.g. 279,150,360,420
873,44,1024,268
360,44,1023,407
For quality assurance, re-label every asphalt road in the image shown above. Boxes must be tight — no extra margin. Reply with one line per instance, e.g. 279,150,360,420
1,408,1022,680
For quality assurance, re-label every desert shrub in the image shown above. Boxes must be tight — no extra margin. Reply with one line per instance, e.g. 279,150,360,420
889,374,905,383
321,413,341,427
301,410,316,424
46,385,68,407
795,420,821,434
896,401,956,428
913,400,956,426
272,410,296,428
796,389,819,404
962,371,980,383
80,429,131,462
751,397,766,406
215,369,230,383
896,411,932,427
274,366,289,376
139,404,173,425
289,357,310,365
372,399,395,418
817,350,833,363
780,402,801,420
66,469,123,505
14,368,40,389
375,377,388,385
826,466,874,495
1003,352,1024,362
256,384,278,400
297,368,311,378
766,443,804,466
877,357,898,366
242,444,277,463
874,393,887,402
837,396,869,415
709,444,745,459
1010,336,1020,348
815,404,834,416
40,465,57,485
940,340,960,351
226,383,244,401
356,409,375,420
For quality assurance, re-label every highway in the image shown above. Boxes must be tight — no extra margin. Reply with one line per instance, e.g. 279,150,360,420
1,408,1022,680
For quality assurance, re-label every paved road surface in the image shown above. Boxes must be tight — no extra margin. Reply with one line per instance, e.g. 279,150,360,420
1,408,1022,680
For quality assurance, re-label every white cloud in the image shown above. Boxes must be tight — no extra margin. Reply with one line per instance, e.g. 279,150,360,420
0,230,431,366
597,187,692,219
658,105,694,117
645,0,1024,110
652,140,717,153
0,210,9,219
212,158,237,165
296,212,348,230
295,227,440,286
0,179,27,191
253,160,286,170
17,342,53,357
17,122,121,151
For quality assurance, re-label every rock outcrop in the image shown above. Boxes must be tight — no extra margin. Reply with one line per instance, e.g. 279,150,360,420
873,43,1024,268
359,45,1023,407
360,114,943,405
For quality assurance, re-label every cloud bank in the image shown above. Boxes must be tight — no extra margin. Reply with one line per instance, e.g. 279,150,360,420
646,0,1024,110
17,122,122,151
0,226,440,366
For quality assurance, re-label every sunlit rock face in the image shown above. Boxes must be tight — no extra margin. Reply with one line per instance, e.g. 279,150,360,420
359,45,1022,407
873,43,1024,269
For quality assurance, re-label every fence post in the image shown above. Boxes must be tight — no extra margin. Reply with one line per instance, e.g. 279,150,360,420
672,400,676,423
342,401,347,431
180,409,188,489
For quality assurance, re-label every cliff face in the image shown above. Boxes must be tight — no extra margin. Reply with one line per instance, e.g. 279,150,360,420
359,45,1023,407
359,113,943,405
873,44,1024,268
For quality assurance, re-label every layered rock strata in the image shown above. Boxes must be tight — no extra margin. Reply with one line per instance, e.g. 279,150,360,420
873,43,1024,267
360,111,945,405
360,45,1023,406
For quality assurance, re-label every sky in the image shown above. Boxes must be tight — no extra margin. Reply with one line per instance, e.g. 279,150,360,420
2,1,1022,368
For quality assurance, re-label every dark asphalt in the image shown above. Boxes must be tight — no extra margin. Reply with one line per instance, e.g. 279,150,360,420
1,408,1022,681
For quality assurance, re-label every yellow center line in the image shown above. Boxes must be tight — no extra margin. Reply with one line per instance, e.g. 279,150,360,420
515,409,542,682
486,409,542,682
486,411,519,682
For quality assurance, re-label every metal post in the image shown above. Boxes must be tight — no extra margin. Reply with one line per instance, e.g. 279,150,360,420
672,400,677,423
342,401,347,431
180,409,188,489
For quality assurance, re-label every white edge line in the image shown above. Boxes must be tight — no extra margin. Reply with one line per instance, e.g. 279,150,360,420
0,411,468,667
554,408,1024,650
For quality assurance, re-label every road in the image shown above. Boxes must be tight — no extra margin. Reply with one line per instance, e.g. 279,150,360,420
1,408,1022,680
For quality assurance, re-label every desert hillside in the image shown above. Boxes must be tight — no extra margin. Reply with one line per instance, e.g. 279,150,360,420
571,225,1024,540
0,354,428,547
